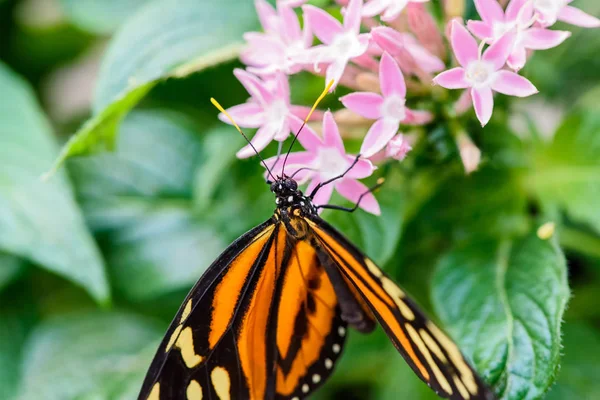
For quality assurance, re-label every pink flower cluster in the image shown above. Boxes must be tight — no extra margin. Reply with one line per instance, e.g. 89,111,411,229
218,0,598,214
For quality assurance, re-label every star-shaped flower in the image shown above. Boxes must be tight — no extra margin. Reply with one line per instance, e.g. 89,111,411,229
241,1,313,75
433,21,538,126
532,0,600,28
371,26,445,74
303,0,370,87
220,70,312,158
363,0,430,22
468,0,571,70
265,112,380,214
340,52,432,157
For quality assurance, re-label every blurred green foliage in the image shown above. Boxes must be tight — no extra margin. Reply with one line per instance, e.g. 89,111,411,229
0,0,599,399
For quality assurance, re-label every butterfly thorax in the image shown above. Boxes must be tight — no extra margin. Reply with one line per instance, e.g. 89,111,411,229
270,177,318,238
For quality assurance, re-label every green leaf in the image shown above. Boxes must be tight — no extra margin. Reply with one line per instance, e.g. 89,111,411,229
529,108,600,234
0,63,109,303
409,167,528,243
69,109,227,301
59,0,153,34
431,230,570,399
48,0,259,174
0,286,37,400
546,323,600,399
16,312,162,400
0,253,26,292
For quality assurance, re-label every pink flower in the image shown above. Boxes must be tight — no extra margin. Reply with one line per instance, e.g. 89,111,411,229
532,0,600,28
371,26,445,74
468,0,571,71
265,112,380,214
386,134,412,160
433,21,538,126
303,0,370,86
279,0,307,7
220,70,312,158
363,0,430,21
241,1,312,75
340,52,433,157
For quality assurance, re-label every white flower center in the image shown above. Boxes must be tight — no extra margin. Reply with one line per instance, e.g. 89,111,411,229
380,95,407,121
331,31,364,59
466,61,494,88
492,21,515,40
314,146,349,181
267,100,288,127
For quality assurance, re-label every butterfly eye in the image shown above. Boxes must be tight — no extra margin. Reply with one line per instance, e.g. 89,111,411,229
285,179,298,191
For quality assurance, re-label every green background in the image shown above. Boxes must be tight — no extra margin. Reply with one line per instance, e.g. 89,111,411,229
0,0,599,399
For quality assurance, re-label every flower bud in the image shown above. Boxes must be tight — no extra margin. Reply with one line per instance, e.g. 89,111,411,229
444,0,465,21
457,132,480,174
386,134,413,161
407,4,445,59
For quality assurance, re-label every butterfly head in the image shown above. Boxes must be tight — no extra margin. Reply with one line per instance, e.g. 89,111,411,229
270,176,315,215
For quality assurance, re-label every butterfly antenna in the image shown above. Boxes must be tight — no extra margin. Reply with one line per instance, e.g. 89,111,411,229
282,79,335,176
211,98,277,182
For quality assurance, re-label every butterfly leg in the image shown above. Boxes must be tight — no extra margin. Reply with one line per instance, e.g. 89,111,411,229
316,178,384,213
308,155,361,199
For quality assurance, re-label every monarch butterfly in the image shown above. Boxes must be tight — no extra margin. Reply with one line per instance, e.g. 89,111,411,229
138,84,495,400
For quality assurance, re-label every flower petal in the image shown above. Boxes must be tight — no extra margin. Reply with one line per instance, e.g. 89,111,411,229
340,92,384,119
433,67,470,89
346,157,375,179
255,0,278,32
326,58,350,87
371,26,403,57
289,105,324,121
274,120,292,141
236,124,277,158
233,69,274,105
471,86,494,127
308,178,334,207
473,0,504,23
279,4,302,43
302,5,343,44
491,70,537,97
264,151,314,177
343,0,363,33
362,0,388,17
467,20,494,40
360,118,399,157
404,109,433,125
403,36,446,73
336,179,381,215
505,0,528,21
380,52,406,98
482,31,516,70
322,111,345,152
451,20,480,67
287,115,323,151
558,5,600,28
220,102,265,128
522,28,571,50
507,45,527,71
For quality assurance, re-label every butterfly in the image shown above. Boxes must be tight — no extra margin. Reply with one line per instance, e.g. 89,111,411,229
137,84,495,400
